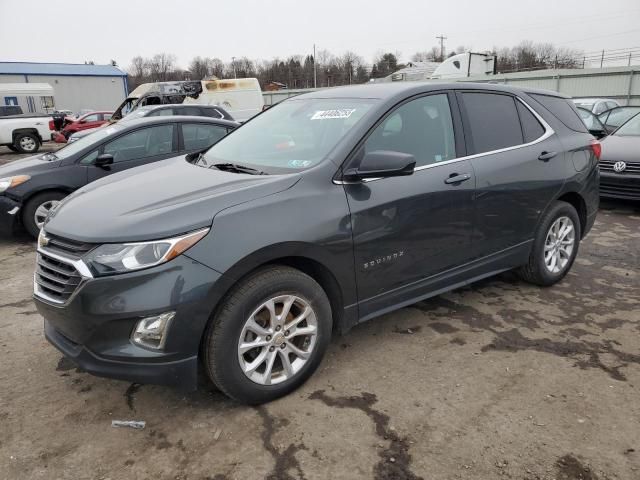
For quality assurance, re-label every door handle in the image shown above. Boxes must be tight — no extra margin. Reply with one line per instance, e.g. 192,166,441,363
538,151,557,161
444,173,471,185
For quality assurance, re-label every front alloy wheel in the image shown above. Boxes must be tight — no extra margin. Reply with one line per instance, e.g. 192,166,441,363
204,266,331,404
34,200,61,230
238,295,318,385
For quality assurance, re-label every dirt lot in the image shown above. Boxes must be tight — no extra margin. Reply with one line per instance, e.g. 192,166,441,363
0,147,639,480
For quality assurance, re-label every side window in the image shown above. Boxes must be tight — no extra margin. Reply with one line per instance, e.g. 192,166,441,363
82,114,99,122
103,113,113,121
179,106,202,116
364,94,456,167
79,150,100,165
182,123,228,150
462,92,523,154
516,101,546,143
203,108,224,119
103,125,174,162
148,108,174,117
529,93,588,132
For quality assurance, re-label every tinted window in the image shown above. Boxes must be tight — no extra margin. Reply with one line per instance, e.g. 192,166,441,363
148,108,174,117
103,125,174,162
178,106,202,116
182,123,228,150
202,108,223,119
462,93,523,154
529,93,588,132
79,150,100,165
516,101,545,143
364,94,455,167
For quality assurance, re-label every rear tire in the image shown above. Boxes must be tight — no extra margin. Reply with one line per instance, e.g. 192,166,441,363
22,191,67,238
517,201,581,286
203,265,332,404
14,132,40,154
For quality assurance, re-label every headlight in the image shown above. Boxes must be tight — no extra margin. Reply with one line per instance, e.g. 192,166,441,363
84,228,209,276
0,175,30,193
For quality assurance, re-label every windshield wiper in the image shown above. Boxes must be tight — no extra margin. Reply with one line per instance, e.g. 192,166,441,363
211,163,266,175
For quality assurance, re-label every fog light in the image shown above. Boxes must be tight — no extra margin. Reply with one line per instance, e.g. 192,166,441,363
131,312,175,350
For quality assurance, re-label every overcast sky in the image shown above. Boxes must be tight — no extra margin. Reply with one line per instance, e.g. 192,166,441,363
1,0,639,70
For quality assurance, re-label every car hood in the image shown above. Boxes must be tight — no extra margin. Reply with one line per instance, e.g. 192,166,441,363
0,155,59,177
600,135,640,163
44,156,300,243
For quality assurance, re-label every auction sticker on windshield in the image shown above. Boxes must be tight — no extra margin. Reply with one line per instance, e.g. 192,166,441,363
311,109,356,120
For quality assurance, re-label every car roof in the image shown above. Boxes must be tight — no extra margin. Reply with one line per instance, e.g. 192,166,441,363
573,98,616,102
296,82,571,101
136,104,227,111
117,115,239,128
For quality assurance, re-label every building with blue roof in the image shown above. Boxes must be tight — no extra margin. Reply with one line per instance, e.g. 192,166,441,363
0,62,128,114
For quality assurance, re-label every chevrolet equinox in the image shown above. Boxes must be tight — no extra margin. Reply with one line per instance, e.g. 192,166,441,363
34,83,599,404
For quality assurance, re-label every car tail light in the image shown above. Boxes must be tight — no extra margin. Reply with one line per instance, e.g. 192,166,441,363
48,120,55,131
590,139,601,161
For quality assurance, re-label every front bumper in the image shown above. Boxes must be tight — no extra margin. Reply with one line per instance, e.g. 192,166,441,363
600,171,640,200
35,253,222,390
0,195,22,236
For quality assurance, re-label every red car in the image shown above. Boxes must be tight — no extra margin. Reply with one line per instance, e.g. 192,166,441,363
59,111,113,140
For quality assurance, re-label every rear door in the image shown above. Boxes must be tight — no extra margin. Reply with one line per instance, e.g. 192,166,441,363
457,91,564,259
86,123,177,182
343,92,476,316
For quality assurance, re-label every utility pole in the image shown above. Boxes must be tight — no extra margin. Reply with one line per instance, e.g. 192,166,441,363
600,50,604,69
231,56,237,78
436,34,447,61
313,44,317,88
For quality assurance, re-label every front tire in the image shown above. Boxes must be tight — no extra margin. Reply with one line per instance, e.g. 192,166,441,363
22,191,67,238
14,132,40,154
203,266,332,404
518,201,581,286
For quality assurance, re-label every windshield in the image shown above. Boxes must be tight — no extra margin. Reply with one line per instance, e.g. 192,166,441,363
49,125,124,159
120,107,153,123
198,98,376,173
613,113,640,136
577,108,603,131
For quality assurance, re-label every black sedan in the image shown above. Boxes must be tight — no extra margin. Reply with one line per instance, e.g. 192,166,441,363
0,115,238,237
599,112,640,200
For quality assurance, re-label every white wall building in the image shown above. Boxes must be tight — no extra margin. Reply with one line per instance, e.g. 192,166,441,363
0,62,128,114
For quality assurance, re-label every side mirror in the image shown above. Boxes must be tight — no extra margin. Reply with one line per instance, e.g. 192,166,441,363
343,150,415,182
94,153,114,168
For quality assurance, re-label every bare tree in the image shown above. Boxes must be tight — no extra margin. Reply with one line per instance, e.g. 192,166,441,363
148,53,177,82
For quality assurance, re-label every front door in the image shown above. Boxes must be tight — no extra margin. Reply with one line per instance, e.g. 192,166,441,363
87,124,177,182
343,92,476,319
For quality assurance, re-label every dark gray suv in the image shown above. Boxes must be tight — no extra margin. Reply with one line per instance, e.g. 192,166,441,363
34,83,599,404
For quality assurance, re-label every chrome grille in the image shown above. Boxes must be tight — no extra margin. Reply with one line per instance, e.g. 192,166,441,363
599,160,640,174
45,233,94,256
35,252,83,303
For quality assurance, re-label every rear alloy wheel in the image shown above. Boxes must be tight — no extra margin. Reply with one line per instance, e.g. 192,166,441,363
204,266,331,404
14,132,40,154
22,191,67,238
518,201,581,286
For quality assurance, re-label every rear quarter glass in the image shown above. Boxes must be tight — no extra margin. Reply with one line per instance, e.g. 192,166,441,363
529,94,588,133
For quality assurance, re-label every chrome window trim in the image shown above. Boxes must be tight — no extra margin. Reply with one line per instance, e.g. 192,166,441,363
334,96,554,185
33,246,93,306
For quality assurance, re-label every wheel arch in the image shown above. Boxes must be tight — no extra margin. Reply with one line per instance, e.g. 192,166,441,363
198,244,352,343
555,191,587,238
12,128,42,142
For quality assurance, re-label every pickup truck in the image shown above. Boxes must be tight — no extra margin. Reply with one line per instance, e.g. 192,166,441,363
0,114,55,154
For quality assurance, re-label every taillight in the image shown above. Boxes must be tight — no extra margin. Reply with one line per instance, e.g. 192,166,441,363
48,120,55,131
590,139,601,161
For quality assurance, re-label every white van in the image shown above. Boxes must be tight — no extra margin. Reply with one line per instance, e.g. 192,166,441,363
112,79,264,123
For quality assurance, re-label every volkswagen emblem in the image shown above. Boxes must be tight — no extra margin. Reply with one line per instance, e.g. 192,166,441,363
613,161,627,173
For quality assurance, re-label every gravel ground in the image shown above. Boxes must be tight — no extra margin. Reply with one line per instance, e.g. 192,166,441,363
0,148,638,479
